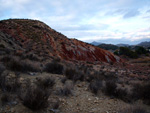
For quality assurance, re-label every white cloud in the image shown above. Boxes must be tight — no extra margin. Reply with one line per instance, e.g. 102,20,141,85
0,0,150,44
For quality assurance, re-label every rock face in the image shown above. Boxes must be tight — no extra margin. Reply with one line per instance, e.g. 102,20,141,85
0,19,121,63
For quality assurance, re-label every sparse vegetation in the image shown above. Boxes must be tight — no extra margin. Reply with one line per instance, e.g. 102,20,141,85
103,80,129,102
61,77,67,84
0,64,5,75
0,71,20,92
0,44,5,48
22,53,40,61
57,82,73,96
58,86,72,96
89,80,103,95
2,56,40,72
103,80,117,97
64,68,84,82
1,93,9,106
0,19,150,113
44,61,64,74
19,85,50,111
132,83,150,105
119,106,148,113
35,77,55,89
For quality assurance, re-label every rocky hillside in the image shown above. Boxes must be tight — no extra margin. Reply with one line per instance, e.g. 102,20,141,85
0,19,120,63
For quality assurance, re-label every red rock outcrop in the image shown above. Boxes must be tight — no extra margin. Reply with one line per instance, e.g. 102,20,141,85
0,19,121,63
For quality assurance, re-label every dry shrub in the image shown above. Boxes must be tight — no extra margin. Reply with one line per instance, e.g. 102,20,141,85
1,93,9,106
132,82,150,105
44,61,63,74
89,80,103,95
103,80,129,102
103,80,117,97
35,77,55,89
61,77,67,84
1,55,40,72
64,68,84,82
57,82,73,96
0,71,20,92
119,106,148,113
19,85,50,111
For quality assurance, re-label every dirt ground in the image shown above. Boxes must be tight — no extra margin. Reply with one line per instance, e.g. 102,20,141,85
0,70,150,113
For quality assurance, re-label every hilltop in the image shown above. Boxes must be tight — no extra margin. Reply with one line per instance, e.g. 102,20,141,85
0,19,120,63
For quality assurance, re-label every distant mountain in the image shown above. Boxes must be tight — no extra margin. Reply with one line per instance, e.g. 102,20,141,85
90,41,102,46
0,19,121,63
97,44,118,50
116,44,130,47
137,41,150,48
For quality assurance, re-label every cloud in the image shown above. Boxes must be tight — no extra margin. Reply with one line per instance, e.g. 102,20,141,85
53,23,109,32
147,9,150,13
123,9,140,18
105,9,126,16
0,0,150,44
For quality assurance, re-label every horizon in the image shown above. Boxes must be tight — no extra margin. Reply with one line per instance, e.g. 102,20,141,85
0,0,150,44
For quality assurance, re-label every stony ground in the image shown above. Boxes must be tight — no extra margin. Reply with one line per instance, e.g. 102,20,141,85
0,69,150,113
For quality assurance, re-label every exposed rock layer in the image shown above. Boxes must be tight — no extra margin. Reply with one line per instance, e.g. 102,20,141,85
0,19,121,63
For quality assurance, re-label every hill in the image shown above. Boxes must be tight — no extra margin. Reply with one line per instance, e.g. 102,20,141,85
90,41,101,46
0,19,120,63
0,19,150,113
138,41,150,48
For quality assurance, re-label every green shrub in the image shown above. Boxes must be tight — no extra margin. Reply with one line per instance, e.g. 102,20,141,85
135,46,147,55
119,47,138,58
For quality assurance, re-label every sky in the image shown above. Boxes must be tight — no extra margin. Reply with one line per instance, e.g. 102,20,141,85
0,0,150,44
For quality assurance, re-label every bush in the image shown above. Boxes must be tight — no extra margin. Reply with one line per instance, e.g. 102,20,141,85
85,71,117,82
52,101,60,110
103,80,129,102
0,64,5,75
1,93,9,106
61,77,67,84
23,53,40,61
1,55,11,63
57,82,73,96
64,68,84,82
103,80,117,97
44,62,63,74
114,88,128,102
119,106,148,113
7,58,39,72
19,85,50,111
132,83,150,105
0,44,5,48
89,80,103,95
119,47,138,58
0,67,6,90
135,46,147,55
0,71,20,92
57,86,72,96
35,77,55,89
